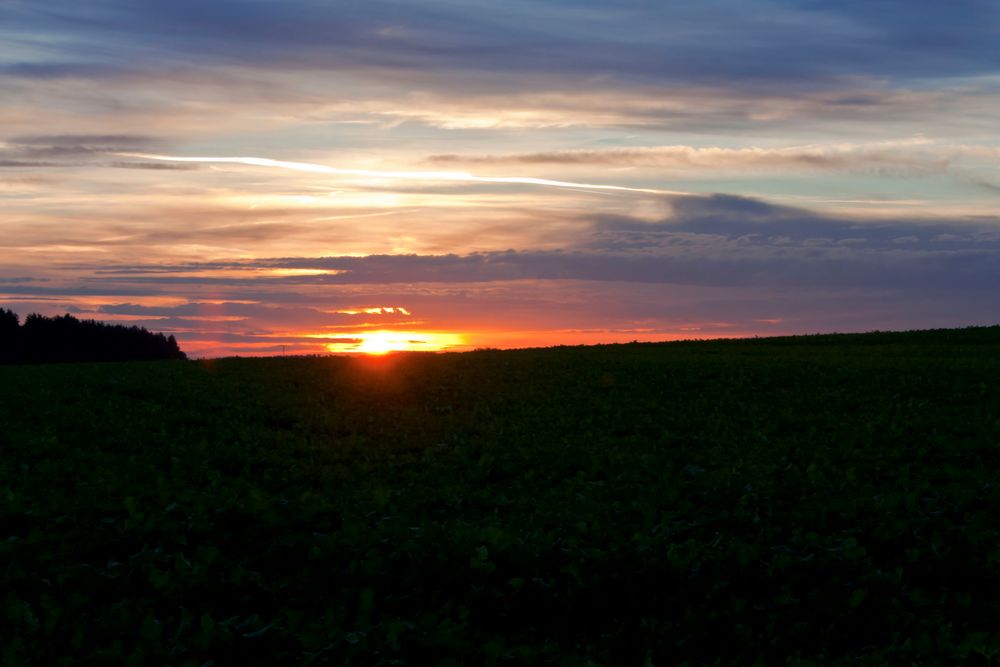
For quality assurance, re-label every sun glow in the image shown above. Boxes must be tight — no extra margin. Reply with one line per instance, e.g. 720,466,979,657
327,330,465,355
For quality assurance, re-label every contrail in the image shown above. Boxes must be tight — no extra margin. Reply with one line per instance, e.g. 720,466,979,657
117,153,684,196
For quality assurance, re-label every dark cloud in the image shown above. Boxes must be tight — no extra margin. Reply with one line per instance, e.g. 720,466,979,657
973,180,1000,194
0,62,125,79
96,301,414,329
1,133,165,167
592,194,1000,250
0,160,61,167
107,161,199,170
8,230,998,357
0,277,48,284
0,283,172,298
2,1,996,143
74,194,1000,293
4,0,999,93
423,145,940,175
8,134,155,146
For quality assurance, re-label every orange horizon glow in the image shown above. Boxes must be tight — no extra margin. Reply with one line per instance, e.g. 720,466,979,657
168,326,776,359
326,330,467,355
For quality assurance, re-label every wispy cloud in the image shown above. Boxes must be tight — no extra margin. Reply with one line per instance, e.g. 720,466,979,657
4,1,999,138
118,153,684,195
5,1,999,86
0,133,167,167
67,194,1000,291
425,139,953,174
4,0,1000,356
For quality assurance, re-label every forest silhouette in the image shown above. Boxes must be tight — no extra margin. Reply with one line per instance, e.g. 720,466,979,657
0,308,186,364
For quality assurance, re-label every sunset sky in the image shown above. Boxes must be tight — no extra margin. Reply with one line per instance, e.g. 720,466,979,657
2,1,999,356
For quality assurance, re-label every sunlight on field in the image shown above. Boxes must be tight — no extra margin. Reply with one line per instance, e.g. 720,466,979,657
327,330,466,355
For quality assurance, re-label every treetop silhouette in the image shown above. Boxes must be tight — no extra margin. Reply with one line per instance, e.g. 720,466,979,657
0,309,186,364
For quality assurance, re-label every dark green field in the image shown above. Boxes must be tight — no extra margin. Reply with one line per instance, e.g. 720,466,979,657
3,327,1000,666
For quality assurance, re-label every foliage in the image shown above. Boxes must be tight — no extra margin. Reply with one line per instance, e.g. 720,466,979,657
0,309,186,364
0,308,18,364
2,326,1000,665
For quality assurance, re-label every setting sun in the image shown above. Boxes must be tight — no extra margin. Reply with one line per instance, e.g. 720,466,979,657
328,331,466,355
357,331,400,355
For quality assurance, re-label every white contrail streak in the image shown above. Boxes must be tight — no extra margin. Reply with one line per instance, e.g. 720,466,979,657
117,153,684,196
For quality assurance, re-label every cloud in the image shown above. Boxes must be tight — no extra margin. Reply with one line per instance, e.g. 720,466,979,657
5,0,999,88
0,62,124,80
9,134,155,146
290,85,979,133
94,300,416,330
424,140,950,174
4,1,998,142
0,276,47,284
4,1,1000,356
7,192,999,358
8,266,999,358
123,153,681,195
0,133,167,167
594,194,1000,252
0,160,61,167
107,161,199,170
4,1,999,143
67,194,1000,292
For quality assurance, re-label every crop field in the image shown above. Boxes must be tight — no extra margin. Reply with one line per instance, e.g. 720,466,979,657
2,327,1000,665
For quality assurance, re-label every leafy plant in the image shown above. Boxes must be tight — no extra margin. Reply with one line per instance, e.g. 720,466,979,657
2,326,999,665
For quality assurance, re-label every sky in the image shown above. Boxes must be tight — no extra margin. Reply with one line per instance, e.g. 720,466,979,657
1,0,999,356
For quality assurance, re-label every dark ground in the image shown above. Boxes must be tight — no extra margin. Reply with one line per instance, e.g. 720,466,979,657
2,327,1000,665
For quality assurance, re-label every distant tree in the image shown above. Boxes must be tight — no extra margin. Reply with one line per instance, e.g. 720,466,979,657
0,308,19,363
3,309,186,364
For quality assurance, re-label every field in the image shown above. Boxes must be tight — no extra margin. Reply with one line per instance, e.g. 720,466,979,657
3,327,1000,665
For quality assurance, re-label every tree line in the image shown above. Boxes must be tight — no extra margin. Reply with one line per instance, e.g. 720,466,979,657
0,309,186,364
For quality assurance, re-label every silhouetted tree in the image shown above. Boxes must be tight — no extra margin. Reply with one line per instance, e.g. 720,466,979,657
0,308,19,363
0,309,186,364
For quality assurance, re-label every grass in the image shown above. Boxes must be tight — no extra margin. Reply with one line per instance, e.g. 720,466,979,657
2,326,1000,665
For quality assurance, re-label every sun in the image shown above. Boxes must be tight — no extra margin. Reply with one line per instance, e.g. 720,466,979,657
357,331,399,355
325,330,466,355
